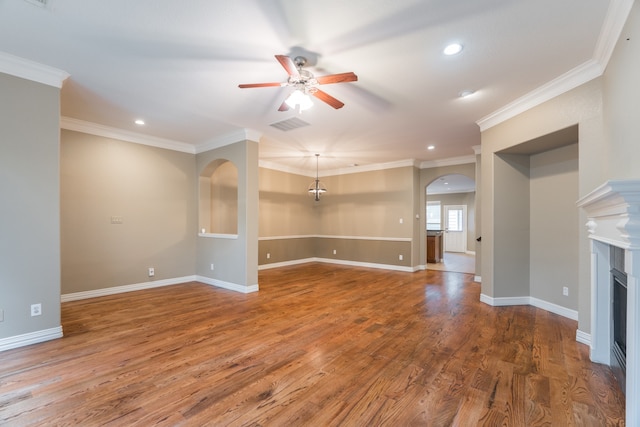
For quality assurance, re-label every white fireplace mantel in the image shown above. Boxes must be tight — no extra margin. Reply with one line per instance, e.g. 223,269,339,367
577,179,640,425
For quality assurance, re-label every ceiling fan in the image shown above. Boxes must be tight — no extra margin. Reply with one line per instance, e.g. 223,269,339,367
238,55,358,111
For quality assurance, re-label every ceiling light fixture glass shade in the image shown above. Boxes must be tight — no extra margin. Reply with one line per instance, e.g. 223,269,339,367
308,153,327,201
285,88,314,111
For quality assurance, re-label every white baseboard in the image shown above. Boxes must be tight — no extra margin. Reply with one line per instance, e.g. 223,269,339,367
576,329,591,346
480,294,578,321
258,258,316,270
196,275,258,293
61,275,197,302
0,326,63,352
259,257,415,272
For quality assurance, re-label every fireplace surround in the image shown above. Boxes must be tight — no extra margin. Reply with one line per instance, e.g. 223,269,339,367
577,180,640,425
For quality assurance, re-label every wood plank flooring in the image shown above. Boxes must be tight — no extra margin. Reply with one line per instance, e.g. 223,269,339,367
0,263,625,426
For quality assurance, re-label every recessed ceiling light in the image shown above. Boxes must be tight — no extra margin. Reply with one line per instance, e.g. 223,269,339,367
443,43,463,56
459,90,475,98
427,145,435,150
134,119,145,125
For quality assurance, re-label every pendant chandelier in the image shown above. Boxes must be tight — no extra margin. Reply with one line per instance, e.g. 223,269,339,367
308,153,327,201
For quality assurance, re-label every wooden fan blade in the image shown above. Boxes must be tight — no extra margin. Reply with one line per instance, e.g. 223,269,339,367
238,82,283,88
313,89,345,109
275,55,299,77
278,100,290,111
316,72,358,85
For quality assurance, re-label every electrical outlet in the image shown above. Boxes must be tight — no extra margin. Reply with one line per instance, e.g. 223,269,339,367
266,253,270,259
399,254,403,261
210,263,214,271
148,267,155,277
333,249,337,255
399,218,404,224
31,303,42,317
0,308,4,322
562,286,569,296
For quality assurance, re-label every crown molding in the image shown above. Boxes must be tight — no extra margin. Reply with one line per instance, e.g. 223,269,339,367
0,51,69,88
195,128,262,154
592,0,635,67
477,59,603,132
259,158,419,178
60,117,195,153
477,0,633,132
419,154,476,169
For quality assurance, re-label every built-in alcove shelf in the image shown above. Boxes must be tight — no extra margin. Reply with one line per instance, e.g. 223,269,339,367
198,233,238,239
577,179,640,426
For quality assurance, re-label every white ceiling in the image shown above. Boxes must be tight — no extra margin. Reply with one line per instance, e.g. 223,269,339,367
0,0,615,175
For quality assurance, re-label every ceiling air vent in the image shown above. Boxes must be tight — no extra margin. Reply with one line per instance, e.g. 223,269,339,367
269,117,310,132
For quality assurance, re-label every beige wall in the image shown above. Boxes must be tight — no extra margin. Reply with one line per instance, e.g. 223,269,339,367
259,166,417,269
0,73,61,339
60,130,197,294
603,2,640,182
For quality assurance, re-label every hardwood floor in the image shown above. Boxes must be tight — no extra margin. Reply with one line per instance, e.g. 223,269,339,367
0,264,625,426
427,252,476,274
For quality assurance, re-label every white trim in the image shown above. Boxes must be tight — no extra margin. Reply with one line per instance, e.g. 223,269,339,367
472,145,481,156
259,235,315,241
0,51,69,88
576,329,592,346
198,233,238,239
196,275,258,293
474,275,482,283
419,155,476,169
0,326,63,352
466,250,476,255
258,257,416,273
477,59,603,131
61,275,197,302
61,117,195,154
259,158,419,178
195,129,262,154
258,258,316,270
592,0,635,68
258,234,412,242
479,294,578,321
529,297,579,321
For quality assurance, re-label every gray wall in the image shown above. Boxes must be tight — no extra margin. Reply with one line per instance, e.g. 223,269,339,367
0,73,61,339
60,130,197,294
530,144,579,309
197,140,259,288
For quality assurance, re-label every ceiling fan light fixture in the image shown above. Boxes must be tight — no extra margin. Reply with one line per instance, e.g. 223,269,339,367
285,89,314,111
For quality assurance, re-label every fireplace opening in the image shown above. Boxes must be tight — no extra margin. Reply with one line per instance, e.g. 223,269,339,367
611,245,627,394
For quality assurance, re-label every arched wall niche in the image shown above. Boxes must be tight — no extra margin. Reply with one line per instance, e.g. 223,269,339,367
199,158,238,235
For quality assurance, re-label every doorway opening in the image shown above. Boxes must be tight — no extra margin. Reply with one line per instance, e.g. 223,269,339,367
426,174,475,274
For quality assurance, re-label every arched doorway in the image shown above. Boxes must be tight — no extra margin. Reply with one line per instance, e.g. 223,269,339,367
426,173,476,274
